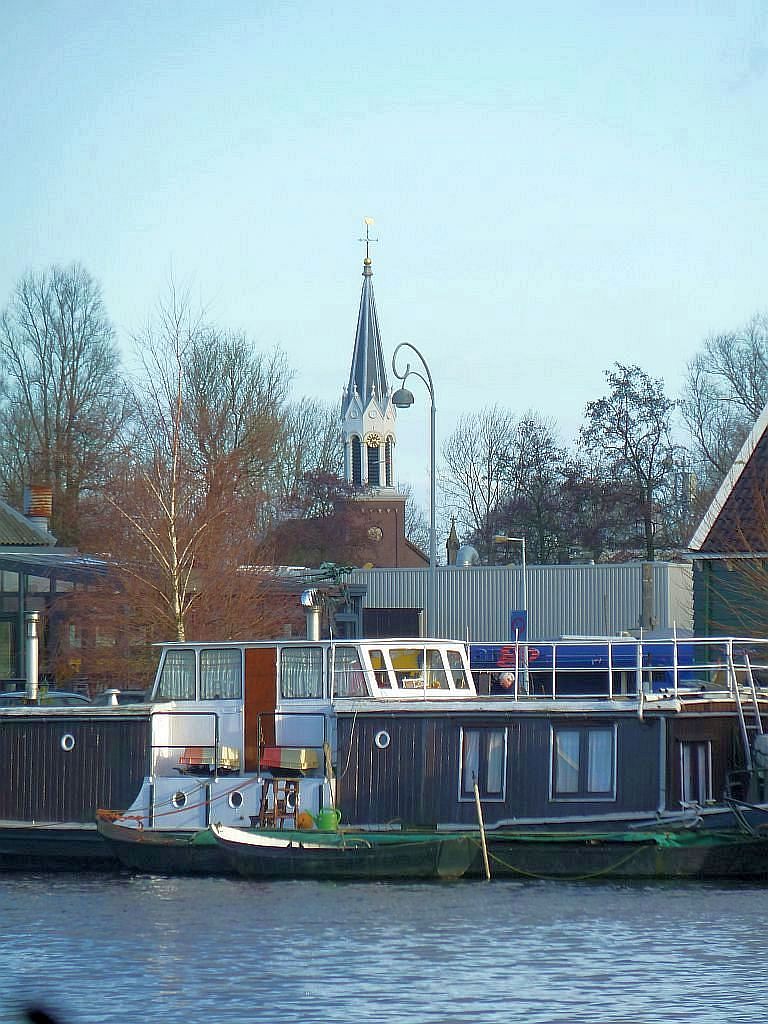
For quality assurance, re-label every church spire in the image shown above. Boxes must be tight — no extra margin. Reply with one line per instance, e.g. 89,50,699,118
341,218,397,490
345,218,389,415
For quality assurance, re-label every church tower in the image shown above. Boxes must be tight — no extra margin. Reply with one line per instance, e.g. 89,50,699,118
341,218,397,491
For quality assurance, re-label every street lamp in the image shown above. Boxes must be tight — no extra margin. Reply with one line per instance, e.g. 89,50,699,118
392,342,436,636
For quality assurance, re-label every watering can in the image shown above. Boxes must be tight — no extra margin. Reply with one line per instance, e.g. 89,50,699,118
314,807,342,831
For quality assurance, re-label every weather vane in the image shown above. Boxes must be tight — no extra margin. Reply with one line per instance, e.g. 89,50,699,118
358,216,378,260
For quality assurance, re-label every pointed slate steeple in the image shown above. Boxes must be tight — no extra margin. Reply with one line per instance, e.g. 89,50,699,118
345,256,389,418
341,219,397,490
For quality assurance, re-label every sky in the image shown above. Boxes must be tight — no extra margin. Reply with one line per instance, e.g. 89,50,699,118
2,2,768,512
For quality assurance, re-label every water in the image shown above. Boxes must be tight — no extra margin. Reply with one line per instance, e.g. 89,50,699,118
0,873,765,1024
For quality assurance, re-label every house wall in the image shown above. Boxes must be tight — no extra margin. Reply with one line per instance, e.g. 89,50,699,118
335,711,664,827
0,713,151,821
693,559,768,636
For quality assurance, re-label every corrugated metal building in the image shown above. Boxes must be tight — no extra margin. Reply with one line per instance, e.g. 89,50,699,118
348,562,693,642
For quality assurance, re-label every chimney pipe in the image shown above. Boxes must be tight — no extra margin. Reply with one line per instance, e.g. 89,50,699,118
300,589,321,641
25,612,40,702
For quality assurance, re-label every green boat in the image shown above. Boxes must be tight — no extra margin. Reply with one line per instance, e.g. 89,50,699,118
210,822,476,881
481,828,768,881
96,814,477,880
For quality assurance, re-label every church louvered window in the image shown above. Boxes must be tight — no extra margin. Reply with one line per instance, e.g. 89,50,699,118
367,441,380,486
351,437,362,485
385,437,393,487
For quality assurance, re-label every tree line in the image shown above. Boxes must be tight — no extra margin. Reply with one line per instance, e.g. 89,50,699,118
441,315,768,565
0,262,765,678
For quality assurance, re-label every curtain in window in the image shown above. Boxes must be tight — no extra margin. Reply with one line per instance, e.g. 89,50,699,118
200,649,242,700
555,730,580,793
333,646,368,696
587,729,613,792
462,730,480,795
486,731,506,795
281,647,324,699
156,650,196,700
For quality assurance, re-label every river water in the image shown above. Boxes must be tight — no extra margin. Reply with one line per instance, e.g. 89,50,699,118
0,872,764,1024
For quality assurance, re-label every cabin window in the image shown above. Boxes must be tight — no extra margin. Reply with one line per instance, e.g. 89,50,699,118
369,648,391,689
447,650,471,690
425,649,450,689
155,649,196,701
200,649,242,700
280,647,324,699
679,740,712,804
460,728,507,801
551,726,616,799
333,646,368,696
389,647,424,688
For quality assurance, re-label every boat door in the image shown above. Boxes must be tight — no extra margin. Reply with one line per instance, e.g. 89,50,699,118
244,647,277,770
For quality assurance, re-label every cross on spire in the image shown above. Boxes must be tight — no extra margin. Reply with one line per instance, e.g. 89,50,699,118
358,216,378,261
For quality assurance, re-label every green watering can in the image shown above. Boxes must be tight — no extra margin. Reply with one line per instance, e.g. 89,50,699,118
314,807,342,831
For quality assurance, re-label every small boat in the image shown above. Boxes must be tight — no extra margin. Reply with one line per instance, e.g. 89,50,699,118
96,813,232,875
482,828,768,881
210,822,476,881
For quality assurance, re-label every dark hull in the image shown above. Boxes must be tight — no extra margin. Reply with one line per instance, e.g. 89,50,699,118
482,830,768,881
213,827,476,881
96,816,233,875
0,822,118,871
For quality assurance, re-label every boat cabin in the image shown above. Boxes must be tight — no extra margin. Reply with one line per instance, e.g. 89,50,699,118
117,634,768,834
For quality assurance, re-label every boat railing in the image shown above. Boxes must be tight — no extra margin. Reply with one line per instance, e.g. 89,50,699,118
148,709,222,778
256,710,330,776
470,636,768,705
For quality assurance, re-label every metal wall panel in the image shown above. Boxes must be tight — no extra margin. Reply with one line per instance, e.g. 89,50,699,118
0,715,151,822
348,563,693,642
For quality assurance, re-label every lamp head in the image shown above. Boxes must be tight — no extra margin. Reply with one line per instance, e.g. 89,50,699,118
392,387,415,409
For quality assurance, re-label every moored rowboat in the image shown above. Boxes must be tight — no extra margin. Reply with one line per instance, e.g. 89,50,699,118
210,822,476,880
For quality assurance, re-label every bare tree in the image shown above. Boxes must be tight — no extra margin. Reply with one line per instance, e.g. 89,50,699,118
264,397,342,526
580,364,677,561
440,405,518,560
681,313,768,487
0,264,130,543
85,284,292,642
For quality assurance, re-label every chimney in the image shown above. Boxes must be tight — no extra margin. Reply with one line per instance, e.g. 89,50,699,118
23,484,53,535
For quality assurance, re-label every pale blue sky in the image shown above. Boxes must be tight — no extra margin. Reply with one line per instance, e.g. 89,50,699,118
2,2,767,509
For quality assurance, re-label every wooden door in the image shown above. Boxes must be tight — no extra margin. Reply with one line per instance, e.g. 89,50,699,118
244,647,277,770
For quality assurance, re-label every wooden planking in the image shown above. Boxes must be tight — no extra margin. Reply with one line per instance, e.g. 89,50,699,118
0,716,150,822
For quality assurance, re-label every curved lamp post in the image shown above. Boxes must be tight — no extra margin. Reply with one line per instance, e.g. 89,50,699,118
391,342,436,636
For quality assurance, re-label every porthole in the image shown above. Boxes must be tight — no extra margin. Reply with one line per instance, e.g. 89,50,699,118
171,791,187,809
60,733,75,752
228,791,244,809
374,730,391,750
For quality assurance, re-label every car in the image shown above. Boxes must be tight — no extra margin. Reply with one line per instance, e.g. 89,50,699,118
0,690,92,707
91,688,148,706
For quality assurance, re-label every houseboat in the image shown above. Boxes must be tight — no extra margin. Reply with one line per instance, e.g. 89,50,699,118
3,613,768,870
107,628,768,838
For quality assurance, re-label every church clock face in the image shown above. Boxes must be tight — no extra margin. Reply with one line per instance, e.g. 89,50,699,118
368,526,383,542
365,432,381,448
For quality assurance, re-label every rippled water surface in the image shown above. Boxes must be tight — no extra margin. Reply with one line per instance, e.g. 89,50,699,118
0,872,765,1023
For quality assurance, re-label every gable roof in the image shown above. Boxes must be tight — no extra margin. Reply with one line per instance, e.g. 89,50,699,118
0,498,56,547
689,402,768,553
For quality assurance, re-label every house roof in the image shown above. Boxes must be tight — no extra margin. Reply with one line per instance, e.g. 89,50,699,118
689,402,768,553
0,498,56,546
0,549,110,583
